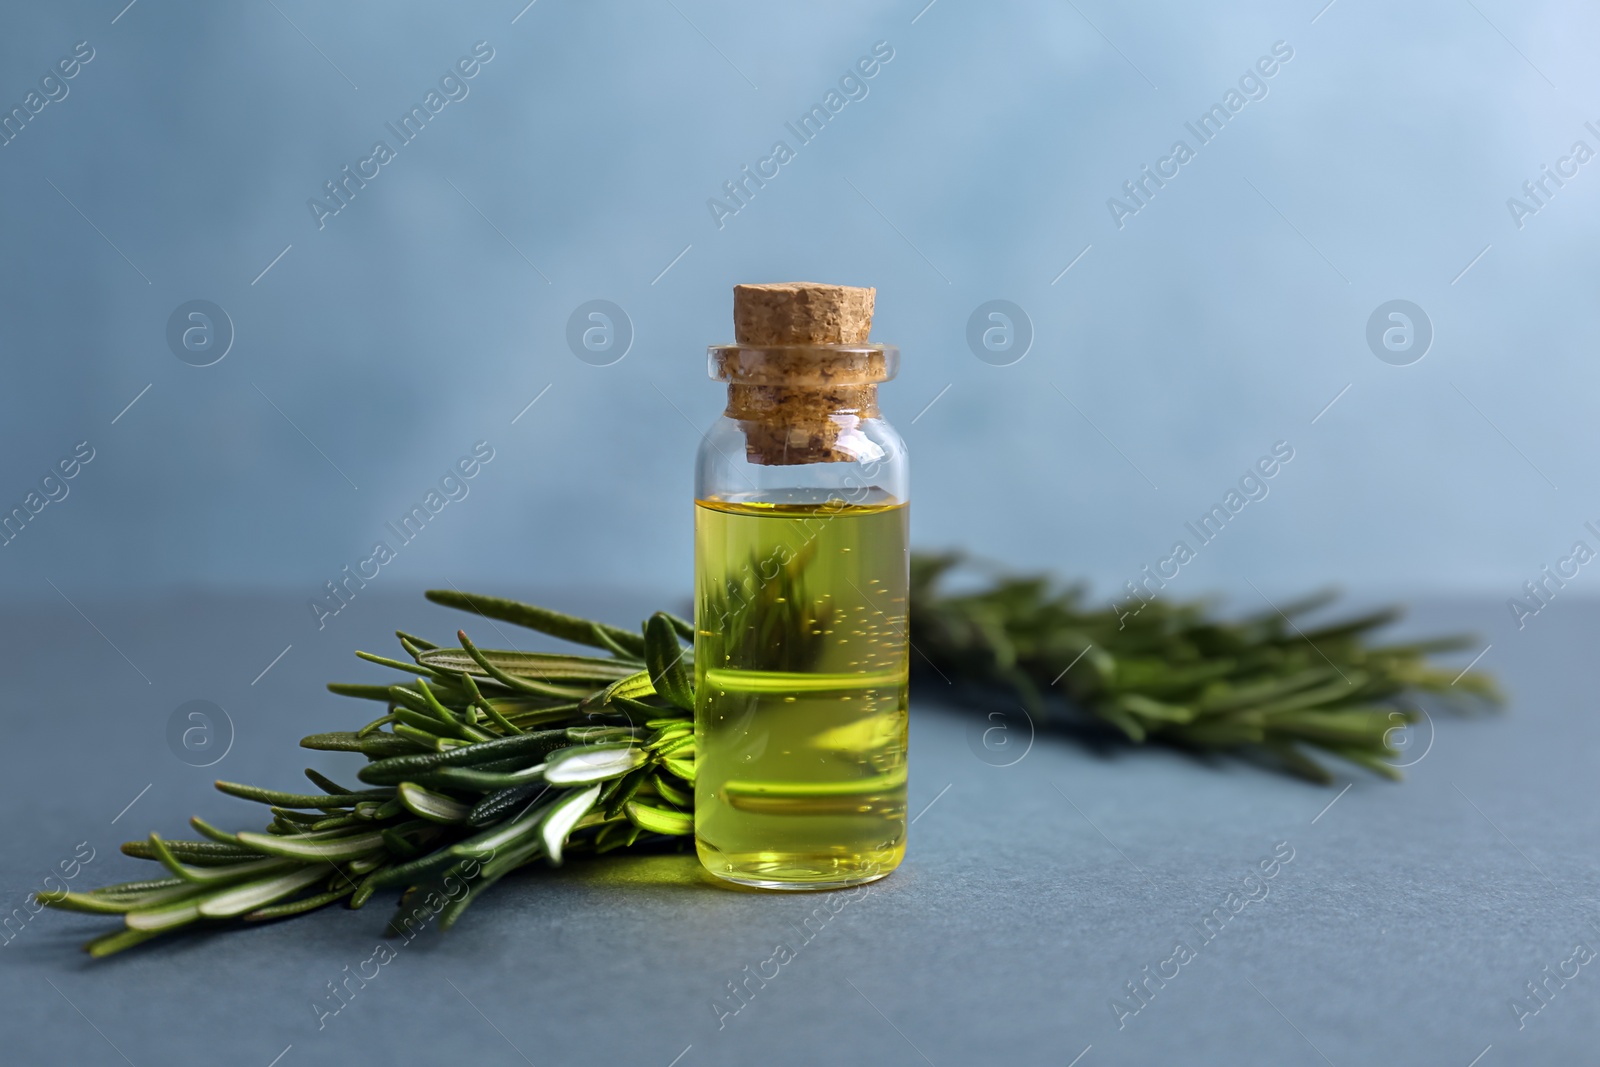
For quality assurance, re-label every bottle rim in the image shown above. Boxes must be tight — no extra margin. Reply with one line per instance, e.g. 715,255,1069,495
707,343,899,384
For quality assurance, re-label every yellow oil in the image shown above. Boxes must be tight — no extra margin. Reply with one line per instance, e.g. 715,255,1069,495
694,495,909,889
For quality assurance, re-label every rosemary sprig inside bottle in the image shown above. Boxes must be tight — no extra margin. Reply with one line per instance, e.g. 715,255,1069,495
44,556,1499,955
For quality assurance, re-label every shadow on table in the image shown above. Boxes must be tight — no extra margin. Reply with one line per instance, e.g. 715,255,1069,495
540,850,721,891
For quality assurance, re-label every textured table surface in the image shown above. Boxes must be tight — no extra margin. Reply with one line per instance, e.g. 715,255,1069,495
1,588,1595,1066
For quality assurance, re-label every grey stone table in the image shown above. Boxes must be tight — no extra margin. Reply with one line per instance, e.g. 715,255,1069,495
1,588,1595,1066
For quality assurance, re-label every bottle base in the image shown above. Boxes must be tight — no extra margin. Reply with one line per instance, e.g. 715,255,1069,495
696,846,900,891
703,867,893,892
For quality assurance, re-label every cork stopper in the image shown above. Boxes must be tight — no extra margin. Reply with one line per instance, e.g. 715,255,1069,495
733,283,875,345
715,283,891,466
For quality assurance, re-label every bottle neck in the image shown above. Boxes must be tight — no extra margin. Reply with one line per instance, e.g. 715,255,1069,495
708,343,898,467
724,383,880,466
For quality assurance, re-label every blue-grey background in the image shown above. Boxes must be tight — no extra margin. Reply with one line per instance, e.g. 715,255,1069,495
3,3,1599,1066
3,0,1595,615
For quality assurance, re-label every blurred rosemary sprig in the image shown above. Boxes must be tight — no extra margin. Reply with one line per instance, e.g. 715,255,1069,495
909,552,1501,783
47,553,1499,955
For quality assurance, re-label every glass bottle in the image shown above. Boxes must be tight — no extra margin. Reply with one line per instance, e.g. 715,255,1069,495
693,283,909,890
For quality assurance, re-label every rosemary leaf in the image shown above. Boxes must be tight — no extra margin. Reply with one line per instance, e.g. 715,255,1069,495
245,885,356,922
625,800,692,836
215,782,391,810
539,785,602,865
424,589,646,656
86,928,165,958
398,783,474,824
416,648,640,683
544,742,647,785
197,865,338,919
233,831,388,861
644,613,694,711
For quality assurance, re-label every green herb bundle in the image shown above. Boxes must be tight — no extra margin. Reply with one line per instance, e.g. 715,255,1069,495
910,552,1501,782
45,556,1498,955
46,594,699,957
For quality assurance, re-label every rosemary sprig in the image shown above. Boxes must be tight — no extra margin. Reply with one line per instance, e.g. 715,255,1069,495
47,553,1499,955
46,605,697,957
908,552,1502,783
